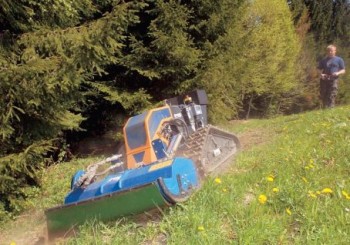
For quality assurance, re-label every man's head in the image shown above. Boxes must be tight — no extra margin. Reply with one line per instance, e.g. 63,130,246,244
326,45,337,57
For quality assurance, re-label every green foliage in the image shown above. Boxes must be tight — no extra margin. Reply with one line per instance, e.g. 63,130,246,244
0,140,53,220
87,82,153,114
303,0,350,44
0,1,148,215
0,156,97,226
0,0,97,33
121,0,202,98
186,0,247,121
192,0,301,120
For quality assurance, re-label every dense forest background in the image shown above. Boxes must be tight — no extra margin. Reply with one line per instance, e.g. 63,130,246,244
0,0,349,219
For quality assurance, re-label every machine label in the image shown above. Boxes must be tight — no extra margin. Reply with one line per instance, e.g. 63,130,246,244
174,113,182,118
149,160,173,172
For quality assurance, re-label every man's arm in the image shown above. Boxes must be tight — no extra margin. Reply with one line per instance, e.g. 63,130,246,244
333,58,346,76
333,69,345,76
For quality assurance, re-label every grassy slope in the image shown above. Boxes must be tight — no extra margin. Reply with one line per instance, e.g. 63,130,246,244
1,106,350,244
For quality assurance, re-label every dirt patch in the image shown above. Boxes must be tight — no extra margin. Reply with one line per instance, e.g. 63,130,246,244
238,129,272,151
0,210,47,245
242,192,255,206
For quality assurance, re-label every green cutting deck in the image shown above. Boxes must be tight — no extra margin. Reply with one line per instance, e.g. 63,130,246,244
46,183,168,232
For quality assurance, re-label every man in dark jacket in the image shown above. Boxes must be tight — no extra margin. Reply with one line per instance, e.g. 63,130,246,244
318,45,346,108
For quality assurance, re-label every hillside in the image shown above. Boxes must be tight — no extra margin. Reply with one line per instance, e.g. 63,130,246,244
1,105,350,245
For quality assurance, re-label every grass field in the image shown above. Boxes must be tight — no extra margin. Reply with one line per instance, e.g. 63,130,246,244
1,105,350,245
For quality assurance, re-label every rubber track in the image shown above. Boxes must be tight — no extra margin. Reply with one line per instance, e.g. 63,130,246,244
177,125,240,178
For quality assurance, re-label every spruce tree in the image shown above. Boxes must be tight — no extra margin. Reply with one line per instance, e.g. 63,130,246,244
120,0,202,99
0,0,147,217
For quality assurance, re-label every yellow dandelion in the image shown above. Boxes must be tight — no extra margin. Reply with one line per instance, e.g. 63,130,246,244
321,188,333,194
308,191,317,198
286,208,292,216
10,242,16,245
308,164,314,169
272,187,279,193
309,193,317,198
214,178,222,184
222,188,227,192
342,190,350,200
267,176,274,182
258,194,267,204
197,226,205,231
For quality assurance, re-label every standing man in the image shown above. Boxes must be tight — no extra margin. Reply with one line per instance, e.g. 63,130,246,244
317,44,346,108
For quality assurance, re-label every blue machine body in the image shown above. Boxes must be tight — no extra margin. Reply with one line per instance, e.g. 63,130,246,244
65,157,199,205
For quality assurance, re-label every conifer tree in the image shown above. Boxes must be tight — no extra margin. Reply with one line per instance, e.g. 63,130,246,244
192,0,301,120
121,0,202,99
0,0,148,217
301,0,350,43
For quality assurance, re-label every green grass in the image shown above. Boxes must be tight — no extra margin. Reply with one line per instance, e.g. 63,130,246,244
2,106,350,244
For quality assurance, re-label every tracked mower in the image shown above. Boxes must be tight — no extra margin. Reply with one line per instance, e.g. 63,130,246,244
45,90,240,235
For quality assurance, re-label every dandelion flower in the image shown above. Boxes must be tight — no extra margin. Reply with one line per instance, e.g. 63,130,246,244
272,187,279,193
342,190,350,200
308,191,317,198
267,176,274,182
197,226,205,231
286,208,292,216
321,188,333,194
214,178,222,184
10,242,16,245
258,194,267,204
